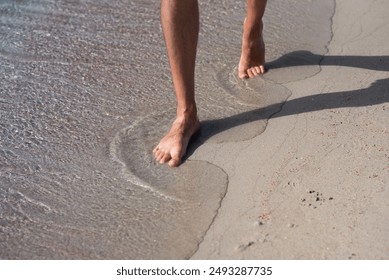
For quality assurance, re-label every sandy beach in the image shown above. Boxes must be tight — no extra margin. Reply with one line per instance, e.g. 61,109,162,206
192,0,389,259
0,0,387,259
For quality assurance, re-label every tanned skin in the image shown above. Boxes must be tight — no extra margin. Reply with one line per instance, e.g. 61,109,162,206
153,0,267,167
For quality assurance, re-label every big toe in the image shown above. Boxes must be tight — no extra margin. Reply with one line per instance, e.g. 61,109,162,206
168,157,181,167
238,68,249,79
168,148,182,167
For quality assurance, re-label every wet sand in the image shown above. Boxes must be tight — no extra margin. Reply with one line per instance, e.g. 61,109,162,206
1,0,388,259
192,0,389,259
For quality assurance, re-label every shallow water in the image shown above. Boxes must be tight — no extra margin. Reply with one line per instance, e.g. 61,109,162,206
0,0,334,259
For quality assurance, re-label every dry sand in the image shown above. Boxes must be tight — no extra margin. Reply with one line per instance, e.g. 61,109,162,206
191,0,389,259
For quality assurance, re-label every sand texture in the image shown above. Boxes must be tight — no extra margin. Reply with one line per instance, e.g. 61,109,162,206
1,0,387,259
191,0,389,259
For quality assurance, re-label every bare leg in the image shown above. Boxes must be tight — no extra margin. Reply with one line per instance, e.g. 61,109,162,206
239,0,267,79
153,0,200,167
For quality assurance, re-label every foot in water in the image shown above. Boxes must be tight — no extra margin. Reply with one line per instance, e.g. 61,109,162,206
153,111,200,167
238,18,266,79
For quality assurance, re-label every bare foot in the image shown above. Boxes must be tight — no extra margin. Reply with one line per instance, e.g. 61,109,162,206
153,112,200,167
238,19,266,79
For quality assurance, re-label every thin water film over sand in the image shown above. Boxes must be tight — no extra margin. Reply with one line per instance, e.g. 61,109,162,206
1,0,334,258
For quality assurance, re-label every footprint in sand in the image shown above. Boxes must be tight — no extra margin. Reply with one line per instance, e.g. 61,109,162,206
110,112,228,257
198,66,291,143
265,50,323,83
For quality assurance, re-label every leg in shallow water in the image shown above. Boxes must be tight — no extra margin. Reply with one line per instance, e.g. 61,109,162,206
153,0,200,167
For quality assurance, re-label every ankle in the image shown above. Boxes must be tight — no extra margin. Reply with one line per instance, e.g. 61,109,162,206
176,104,197,119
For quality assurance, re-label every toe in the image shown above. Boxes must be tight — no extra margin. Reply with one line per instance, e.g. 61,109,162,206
247,69,255,78
168,148,182,167
239,70,248,79
168,157,181,167
154,150,164,162
160,153,171,164
254,66,261,74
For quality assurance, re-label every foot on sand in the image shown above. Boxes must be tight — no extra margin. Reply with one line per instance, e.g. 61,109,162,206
238,19,266,79
153,111,200,167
